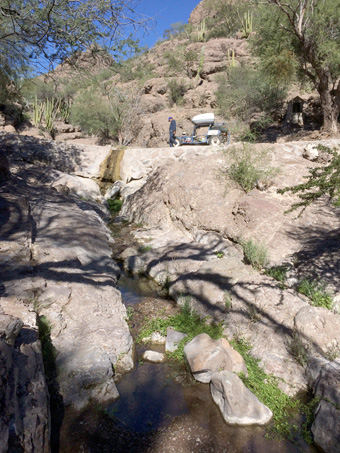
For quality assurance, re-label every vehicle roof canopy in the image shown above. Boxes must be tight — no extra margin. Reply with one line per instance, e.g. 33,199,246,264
192,113,214,125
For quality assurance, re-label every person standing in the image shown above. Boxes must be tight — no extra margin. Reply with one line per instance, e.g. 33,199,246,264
168,116,177,147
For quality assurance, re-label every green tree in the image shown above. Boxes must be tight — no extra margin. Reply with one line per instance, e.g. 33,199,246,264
0,0,150,71
278,145,340,213
70,85,142,145
253,0,340,133
216,64,287,122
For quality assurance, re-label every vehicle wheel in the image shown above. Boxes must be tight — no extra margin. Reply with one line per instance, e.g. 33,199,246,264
173,138,181,147
208,136,222,146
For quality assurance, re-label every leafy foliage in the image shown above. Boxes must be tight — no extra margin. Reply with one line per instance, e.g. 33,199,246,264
204,0,257,39
297,279,333,310
107,199,122,215
252,0,340,132
278,145,340,213
265,265,288,287
0,0,150,71
163,22,191,41
216,64,287,122
70,84,142,145
167,79,187,106
225,144,279,193
138,300,223,361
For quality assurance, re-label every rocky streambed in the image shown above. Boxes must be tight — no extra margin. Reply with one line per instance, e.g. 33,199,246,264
1,132,340,452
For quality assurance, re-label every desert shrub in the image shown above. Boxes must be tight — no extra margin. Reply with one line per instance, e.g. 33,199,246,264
22,78,55,103
225,144,279,193
163,51,183,75
297,279,333,310
216,64,287,123
241,238,269,270
71,90,119,141
287,331,309,366
107,199,122,214
265,265,288,287
168,79,186,106
163,22,191,40
71,85,142,145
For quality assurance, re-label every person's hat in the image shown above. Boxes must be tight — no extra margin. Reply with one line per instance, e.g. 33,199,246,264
168,117,172,121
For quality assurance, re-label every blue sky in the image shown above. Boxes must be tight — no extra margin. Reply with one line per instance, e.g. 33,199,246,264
135,0,201,49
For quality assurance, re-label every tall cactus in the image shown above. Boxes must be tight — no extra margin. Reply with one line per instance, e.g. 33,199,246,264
227,48,236,67
33,97,44,127
44,98,57,135
196,18,206,42
241,11,253,38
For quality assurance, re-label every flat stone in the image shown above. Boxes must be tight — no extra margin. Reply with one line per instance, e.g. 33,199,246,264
142,350,165,363
210,371,273,426
165,327,188,352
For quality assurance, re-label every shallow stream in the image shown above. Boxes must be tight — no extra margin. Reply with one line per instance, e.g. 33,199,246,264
57,271,318,453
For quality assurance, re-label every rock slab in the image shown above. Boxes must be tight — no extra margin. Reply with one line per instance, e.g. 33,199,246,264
210,371,273,426
184,333,247,383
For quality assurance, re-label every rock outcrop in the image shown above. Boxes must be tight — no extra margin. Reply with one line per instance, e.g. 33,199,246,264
1,132,134,412
120,138,340,398
0,305,50,452
307,358,340,453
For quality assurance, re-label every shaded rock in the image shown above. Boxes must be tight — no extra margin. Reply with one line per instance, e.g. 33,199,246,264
311,360,340,453
184,333,247,383
0,313,23,346
104,181,124,200
143,350,165,363
51,173,102,201
210,371,273,425
0,309,50,452
165,327,188,352
312,400,340,453
0,150,11,180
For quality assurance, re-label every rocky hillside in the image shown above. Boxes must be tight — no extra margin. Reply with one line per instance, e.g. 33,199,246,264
0,0,322,148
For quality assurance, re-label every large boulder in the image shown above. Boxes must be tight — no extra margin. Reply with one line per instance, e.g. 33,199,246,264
210,370,273,425
184,333,247,383
309,360,340,453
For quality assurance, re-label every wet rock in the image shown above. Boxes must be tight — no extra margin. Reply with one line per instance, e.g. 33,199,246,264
166,327,188,352
210,371,273,426
143,350,165,363
184,334,247,383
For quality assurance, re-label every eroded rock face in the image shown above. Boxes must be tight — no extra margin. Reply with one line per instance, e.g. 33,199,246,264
210,371,273,426
309,360,340,453
0,308,50,452
120,139,340,398
1,151,134,410
184,334,247,383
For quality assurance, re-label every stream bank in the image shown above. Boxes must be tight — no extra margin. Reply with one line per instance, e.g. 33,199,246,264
57,249,317,452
